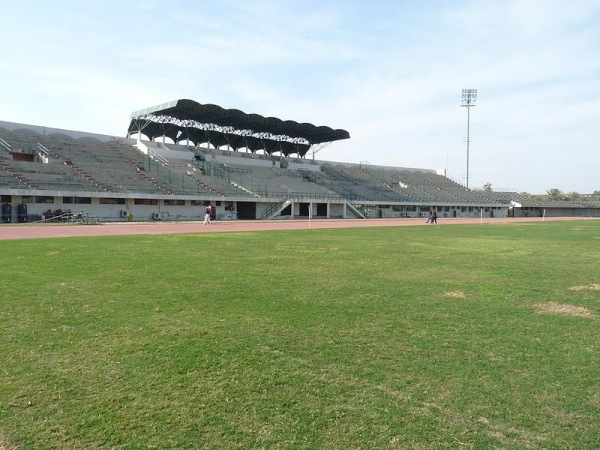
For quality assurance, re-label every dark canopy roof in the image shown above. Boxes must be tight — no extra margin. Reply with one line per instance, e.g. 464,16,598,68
127,99,349,157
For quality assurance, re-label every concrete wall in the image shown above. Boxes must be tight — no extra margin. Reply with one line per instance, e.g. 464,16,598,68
514,207,600,218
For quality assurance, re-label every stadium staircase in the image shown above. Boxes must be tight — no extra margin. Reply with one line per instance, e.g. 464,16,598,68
345,199,366,219
0,159,37,189
260,199,292,219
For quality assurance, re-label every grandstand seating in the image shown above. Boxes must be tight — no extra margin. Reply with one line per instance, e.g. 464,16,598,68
210,163,340,198
0,128,192,194
318,164,416,202
471,189,515,204
0,124,506,204
391,170,475,204
2,121,599,220
317,163,501,205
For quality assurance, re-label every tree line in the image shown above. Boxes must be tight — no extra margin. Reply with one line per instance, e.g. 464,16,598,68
541,189,600,202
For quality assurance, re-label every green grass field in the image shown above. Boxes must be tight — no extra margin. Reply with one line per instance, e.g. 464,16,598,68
1,221,599,449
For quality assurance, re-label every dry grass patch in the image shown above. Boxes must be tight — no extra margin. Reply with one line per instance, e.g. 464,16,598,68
568,284,600,292
534,302,594,318
443,291,466,299
0,434,18,450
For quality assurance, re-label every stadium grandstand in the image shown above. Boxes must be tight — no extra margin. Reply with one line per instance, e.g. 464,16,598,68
1,99,599,224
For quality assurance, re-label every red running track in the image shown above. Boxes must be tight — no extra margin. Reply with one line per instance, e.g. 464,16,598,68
0,216,590,240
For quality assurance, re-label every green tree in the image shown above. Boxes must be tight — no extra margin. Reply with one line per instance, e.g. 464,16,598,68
483,182,493,191
546,188,565,201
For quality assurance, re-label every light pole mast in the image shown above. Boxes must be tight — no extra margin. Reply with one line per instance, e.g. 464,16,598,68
461,88,477,189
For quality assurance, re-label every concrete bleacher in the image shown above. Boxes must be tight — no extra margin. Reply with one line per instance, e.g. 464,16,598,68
135,141,276,197
0,124,510,207
320,163,435,203
154,144,338,199
149,160,224,196
0,158,34,189
0,131,102,191
471,189,515,204
393,170,480,204
353,166,439,202
38,134,169,193
1,158,101,191
296,163,510,207
214,163,339,198
4,120,600,221
495,191,539,206
0,128,187,194
170,160,257,197
496,192,589,208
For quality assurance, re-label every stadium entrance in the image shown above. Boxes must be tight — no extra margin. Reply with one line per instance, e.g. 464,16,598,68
237,202,256,220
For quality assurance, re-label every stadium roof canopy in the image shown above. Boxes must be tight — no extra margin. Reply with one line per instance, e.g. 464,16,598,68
127,99,350,157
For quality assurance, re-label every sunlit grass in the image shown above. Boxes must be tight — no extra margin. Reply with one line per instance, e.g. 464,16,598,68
1,221,599,448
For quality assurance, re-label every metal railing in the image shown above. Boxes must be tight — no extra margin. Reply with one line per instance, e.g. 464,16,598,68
0,137,11,153
261,199,291,219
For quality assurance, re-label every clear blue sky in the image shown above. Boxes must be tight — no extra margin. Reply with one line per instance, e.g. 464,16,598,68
1,0,599,194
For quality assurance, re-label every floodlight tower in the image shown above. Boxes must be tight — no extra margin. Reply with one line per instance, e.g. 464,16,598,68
461,88,477,189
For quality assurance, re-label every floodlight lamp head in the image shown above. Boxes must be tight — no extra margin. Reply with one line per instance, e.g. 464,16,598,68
461,88,477,105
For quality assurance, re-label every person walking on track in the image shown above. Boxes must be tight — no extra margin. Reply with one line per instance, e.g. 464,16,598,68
204,204,212,225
